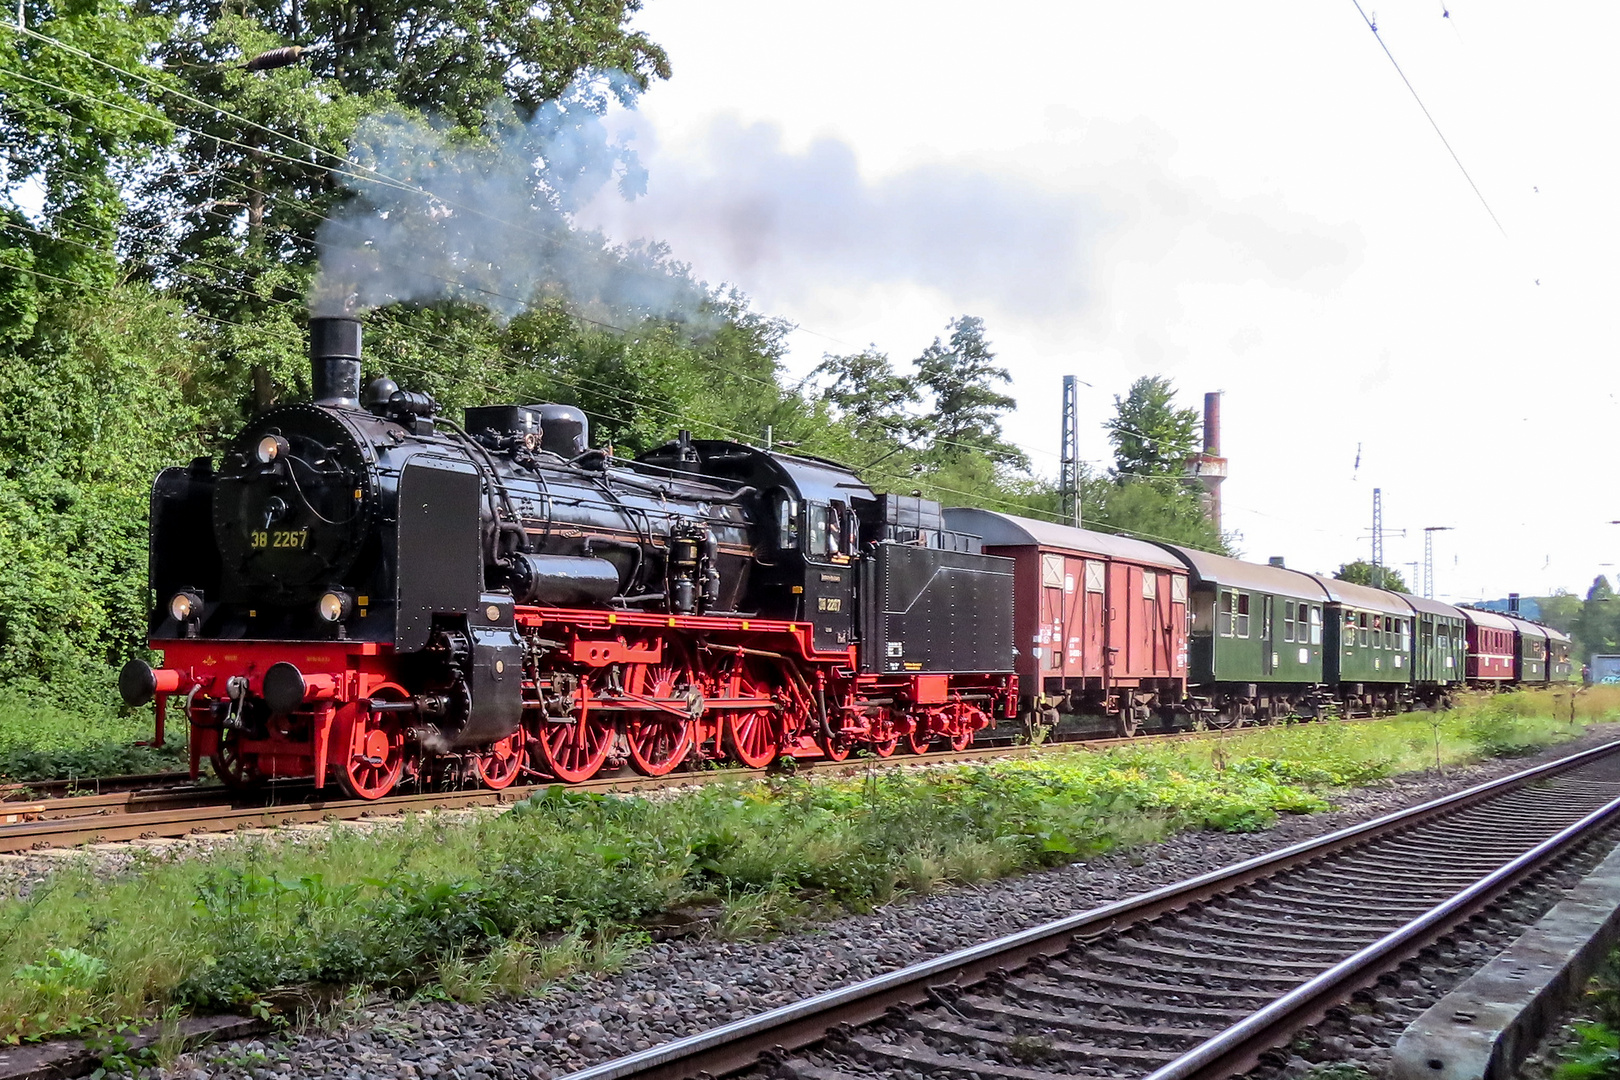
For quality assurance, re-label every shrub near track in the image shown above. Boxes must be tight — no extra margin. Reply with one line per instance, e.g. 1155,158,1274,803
0,691,1607,1043
0,688,184,782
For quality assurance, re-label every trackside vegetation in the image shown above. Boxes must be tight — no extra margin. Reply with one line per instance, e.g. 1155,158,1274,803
0,692,1606,1043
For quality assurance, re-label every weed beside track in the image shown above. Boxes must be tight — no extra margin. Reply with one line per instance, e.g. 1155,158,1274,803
0,690,1607,1048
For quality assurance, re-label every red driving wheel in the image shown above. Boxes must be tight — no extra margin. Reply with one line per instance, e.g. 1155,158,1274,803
535,715,613,783
625,663,696,776
334,706,405,800
475,732,525,789
725,709,780,768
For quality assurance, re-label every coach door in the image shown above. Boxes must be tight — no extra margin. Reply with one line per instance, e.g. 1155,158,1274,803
1261,595,1275,675
1040,553,1066,675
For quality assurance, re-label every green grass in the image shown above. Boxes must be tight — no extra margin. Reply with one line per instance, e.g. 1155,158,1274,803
0,690,1602,1043
0,686,184,783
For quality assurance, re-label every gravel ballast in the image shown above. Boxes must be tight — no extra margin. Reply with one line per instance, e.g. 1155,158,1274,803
107,724,1620,1079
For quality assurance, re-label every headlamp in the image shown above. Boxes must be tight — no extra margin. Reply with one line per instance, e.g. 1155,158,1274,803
317,590,354,623
256,434,289,464
168,590,203,623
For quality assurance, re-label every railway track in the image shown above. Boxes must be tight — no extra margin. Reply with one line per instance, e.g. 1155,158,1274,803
555,740,1620,1080
0,716,1312,853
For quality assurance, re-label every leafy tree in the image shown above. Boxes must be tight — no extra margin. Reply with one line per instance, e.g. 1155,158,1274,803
1538,590,1582,636
1107,376,1199,480
811,347,917,445
1333,560,1409,592
1095,479,1226,552
914,316,1027,469
1574,577,1619,661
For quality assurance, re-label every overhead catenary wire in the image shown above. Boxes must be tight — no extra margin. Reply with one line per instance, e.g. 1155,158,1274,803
1347,0,1506,238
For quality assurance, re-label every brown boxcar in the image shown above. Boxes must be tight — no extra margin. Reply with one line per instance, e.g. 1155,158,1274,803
942,509,1187,735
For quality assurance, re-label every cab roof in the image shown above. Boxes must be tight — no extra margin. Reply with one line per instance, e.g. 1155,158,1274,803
941,508,1185,570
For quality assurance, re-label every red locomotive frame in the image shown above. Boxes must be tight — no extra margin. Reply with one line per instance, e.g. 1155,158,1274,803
150,607,1018,799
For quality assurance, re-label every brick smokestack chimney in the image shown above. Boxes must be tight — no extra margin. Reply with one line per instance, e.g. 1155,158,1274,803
1187,391,1228,534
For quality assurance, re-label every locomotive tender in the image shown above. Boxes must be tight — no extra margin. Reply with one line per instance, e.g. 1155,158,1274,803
118,317,1018,798
119,318,1574,796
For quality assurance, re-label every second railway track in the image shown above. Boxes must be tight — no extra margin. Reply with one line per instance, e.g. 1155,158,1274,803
558,739,1620,1080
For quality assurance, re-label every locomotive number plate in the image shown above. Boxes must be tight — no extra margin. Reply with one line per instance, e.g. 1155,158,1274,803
251,529,310,549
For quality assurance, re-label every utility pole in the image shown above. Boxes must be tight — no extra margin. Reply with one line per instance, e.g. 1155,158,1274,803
1060,375,1081,527
1371,488,1384,589
1423,526,1454,599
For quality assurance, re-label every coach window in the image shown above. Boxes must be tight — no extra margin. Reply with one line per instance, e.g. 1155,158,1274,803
1284,601,1296,642
1218,590,1234,637
1236,593,1251,637
1310,606,1322,644
1384,617,1395,650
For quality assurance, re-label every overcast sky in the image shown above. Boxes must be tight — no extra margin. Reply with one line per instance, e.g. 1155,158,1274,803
576,1,1618,604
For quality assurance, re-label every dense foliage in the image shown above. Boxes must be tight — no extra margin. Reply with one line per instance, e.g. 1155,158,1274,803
0,0,1227,718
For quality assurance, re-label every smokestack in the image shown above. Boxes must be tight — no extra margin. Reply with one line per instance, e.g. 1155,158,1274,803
310,316,362,409
1185,391,1228,535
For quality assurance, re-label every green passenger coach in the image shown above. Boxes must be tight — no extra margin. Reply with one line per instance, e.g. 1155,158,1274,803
1154,546,1331,722
1297,575,1414,714
1399,593,1469,706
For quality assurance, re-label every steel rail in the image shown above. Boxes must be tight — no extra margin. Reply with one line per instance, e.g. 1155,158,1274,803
0,718,1345,851
1142,785,1620,1080
554,739,1620,1080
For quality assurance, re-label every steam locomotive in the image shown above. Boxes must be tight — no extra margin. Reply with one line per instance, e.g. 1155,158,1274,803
119,317,1019,798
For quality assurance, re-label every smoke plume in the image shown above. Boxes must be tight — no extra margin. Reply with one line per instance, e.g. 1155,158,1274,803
311,71,711,326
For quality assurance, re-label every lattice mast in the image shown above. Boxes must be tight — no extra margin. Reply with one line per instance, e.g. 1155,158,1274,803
1060,375,1081,527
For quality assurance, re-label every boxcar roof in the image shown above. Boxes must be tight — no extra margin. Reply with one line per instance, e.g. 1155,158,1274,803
1298,574,1413,617
1459,607,1515,631
941,508,1185,570
1399,593,1468,621
1503,615,1549,642
1153,545,1330,601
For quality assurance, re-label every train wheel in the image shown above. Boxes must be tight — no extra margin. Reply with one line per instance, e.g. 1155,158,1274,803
475,733,524,790
725,709,779,768
820,730,851,761
625,664,696,776
536,717,613,783
211,729,260,789
950,703,984,751
904,721,932,755
335,709,405,800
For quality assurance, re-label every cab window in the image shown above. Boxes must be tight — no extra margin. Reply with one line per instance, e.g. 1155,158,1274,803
806,504,843,559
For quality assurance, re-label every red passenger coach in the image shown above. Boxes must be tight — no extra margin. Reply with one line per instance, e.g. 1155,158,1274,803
943,509,1188,735
1460,607,1515,684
